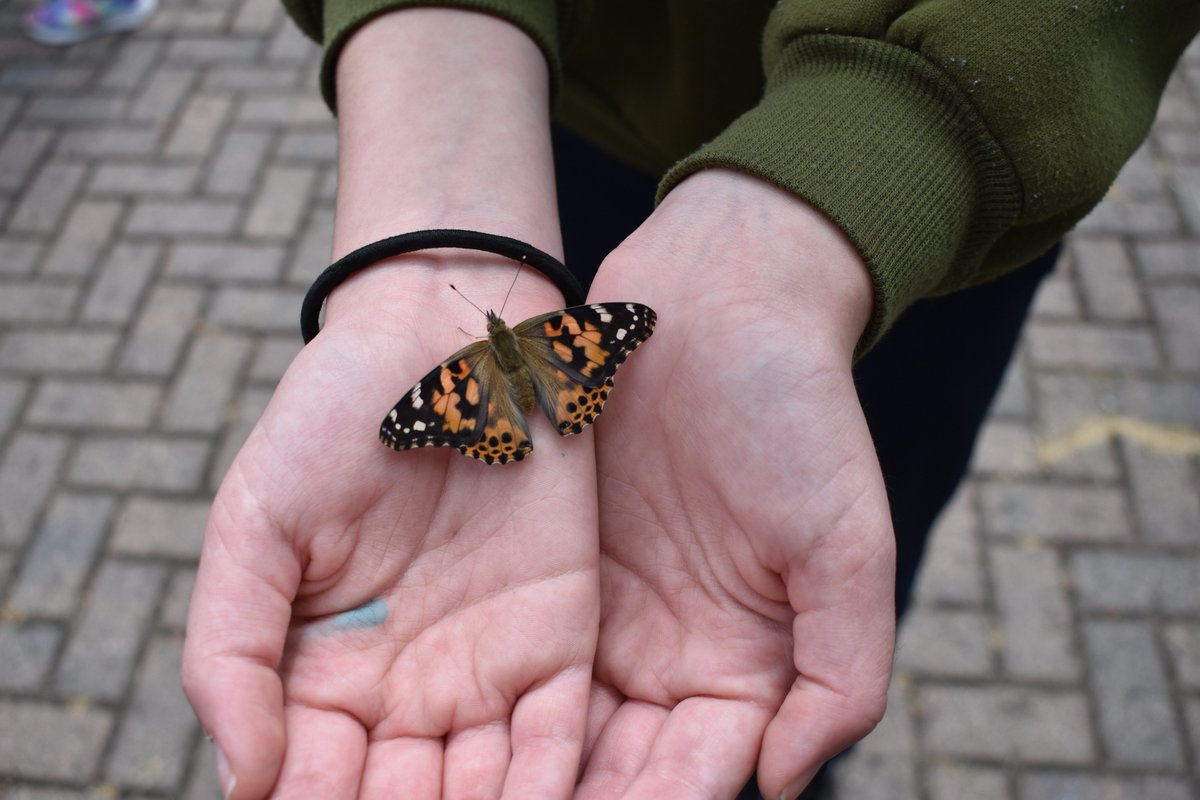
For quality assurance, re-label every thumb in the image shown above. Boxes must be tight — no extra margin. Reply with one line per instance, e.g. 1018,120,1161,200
183,493,299,799
756,529,896,800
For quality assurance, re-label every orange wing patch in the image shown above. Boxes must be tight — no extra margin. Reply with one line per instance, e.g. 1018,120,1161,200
461,410,532,464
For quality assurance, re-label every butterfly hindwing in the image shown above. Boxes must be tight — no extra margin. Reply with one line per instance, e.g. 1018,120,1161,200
457,355,534,464
514,303,656,436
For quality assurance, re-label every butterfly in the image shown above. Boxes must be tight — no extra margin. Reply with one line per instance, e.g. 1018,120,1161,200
380,301,656,464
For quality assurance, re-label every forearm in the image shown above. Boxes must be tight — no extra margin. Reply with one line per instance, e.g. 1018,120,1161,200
327,8,563,335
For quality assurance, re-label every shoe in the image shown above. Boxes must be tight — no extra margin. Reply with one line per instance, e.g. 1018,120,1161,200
24,0,158,46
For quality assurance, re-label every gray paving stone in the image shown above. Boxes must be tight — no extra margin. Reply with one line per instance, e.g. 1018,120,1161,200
68,436,209,492
978,481,1131,542
105,634,198,791
0,432,70,547
0,785,114,800
0,330,118,373
208,285,305,332
244,164,317,238
0,280,78,323
203,65,300,92
111,496,209,559
55,559,165,701
26,379,160,430
183,733,225,800
1085,619,1186,769
56,125,160,157
163,331,252,432
991,545,1079,681
1164,622,1200,690
159,567,196,631
235,94,331,127
0,622,61,691
117,284,205,376
165,241,285,282
0,236,43,275
1172,165,1200,231
249,335,300,383
231,0,281,32
1029,268,1080,319
911,484,986,605
927,764,1009,800
1070,550,1200,613
0,377,27,436
267,16,318,62
125,199,240,236
166,37,261,64
1121,440,1200,543
147,7,229,32
204,127,272,195
1077,196,1182,235
1136,240,1200,281
41,200,123,276
286,203,334,284
895,607,992,677
89,163,199,196
8,161,87,233
0,65,89,90
24,96,128,124
209,387,271,490
1186,698,1200,769
1070,238,1147,321
1148,284,1200,372
970,420,1039,475
5,493,114,618
0,127,53,191
920,685,1093,764
79,241,160,324
1025,321,1160,370
164,94,232,158
0,701,112,781
1018,773,1191,800
129,68,193,124
98,39,163,91
277,130,336,162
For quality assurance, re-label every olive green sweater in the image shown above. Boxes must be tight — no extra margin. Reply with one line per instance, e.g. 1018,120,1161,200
281,0,1198,347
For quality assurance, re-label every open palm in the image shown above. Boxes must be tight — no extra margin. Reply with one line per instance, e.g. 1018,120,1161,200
183,276,601,800
578,172,898,800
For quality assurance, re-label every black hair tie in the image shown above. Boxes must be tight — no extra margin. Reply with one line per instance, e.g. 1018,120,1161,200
300,229,584,343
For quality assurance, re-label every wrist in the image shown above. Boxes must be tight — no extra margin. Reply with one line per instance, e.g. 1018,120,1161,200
333,7,558,255
620,169,875,359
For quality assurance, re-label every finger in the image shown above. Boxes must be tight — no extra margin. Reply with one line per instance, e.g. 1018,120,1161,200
756,537,896,800
183,496,301,799
360,736,443,800
443,719,511,798
581,682,622,766
501,666,591,798
615,697,767,800
270,704,367,799
575,698,666,800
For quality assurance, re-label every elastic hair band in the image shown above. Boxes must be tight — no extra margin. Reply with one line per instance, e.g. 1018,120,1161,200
300,229,584,343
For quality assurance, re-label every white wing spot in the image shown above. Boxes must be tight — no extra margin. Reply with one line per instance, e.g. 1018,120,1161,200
413,420,427,432
410,385,424,409
615,328,627,340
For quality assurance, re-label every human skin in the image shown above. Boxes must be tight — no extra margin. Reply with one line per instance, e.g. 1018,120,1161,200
182,8,895,800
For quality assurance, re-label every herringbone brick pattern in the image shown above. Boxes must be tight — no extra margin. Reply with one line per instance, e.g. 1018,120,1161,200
0,3,1195,798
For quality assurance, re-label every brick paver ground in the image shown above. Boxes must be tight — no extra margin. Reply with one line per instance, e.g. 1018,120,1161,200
0,3,1196,799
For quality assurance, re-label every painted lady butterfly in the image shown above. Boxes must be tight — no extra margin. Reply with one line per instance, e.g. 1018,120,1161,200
380,302,656,464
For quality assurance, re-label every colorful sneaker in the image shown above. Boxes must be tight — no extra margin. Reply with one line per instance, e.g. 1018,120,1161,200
24,0,158,46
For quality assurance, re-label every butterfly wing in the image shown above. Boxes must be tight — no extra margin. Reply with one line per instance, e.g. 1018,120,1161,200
513,303,656,436
379,340,534,464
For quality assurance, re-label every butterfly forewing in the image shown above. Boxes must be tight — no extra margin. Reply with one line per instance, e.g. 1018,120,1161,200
516,303,656,436
380,301,655,463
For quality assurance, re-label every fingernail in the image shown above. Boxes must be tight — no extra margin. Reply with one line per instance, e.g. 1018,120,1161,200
780,768,817,800
213,740,237,799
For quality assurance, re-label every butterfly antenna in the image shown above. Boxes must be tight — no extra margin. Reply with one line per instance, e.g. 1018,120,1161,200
449,284,488,318
496,258,524,318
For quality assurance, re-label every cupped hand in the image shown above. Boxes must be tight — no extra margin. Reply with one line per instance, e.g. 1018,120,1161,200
183,261,601,799
578,171,897,800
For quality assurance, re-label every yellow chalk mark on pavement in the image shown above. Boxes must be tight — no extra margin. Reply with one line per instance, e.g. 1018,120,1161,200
1036,415,1200,465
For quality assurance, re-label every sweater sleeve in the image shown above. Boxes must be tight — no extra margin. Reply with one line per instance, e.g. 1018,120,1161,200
659,2,1199,348
279,0,571,112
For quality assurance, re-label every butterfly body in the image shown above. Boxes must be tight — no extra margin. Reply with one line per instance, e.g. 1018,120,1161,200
381,302,656,464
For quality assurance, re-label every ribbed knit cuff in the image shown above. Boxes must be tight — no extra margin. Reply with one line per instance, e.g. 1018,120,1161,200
659,35,1022,352
315,0,563,113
